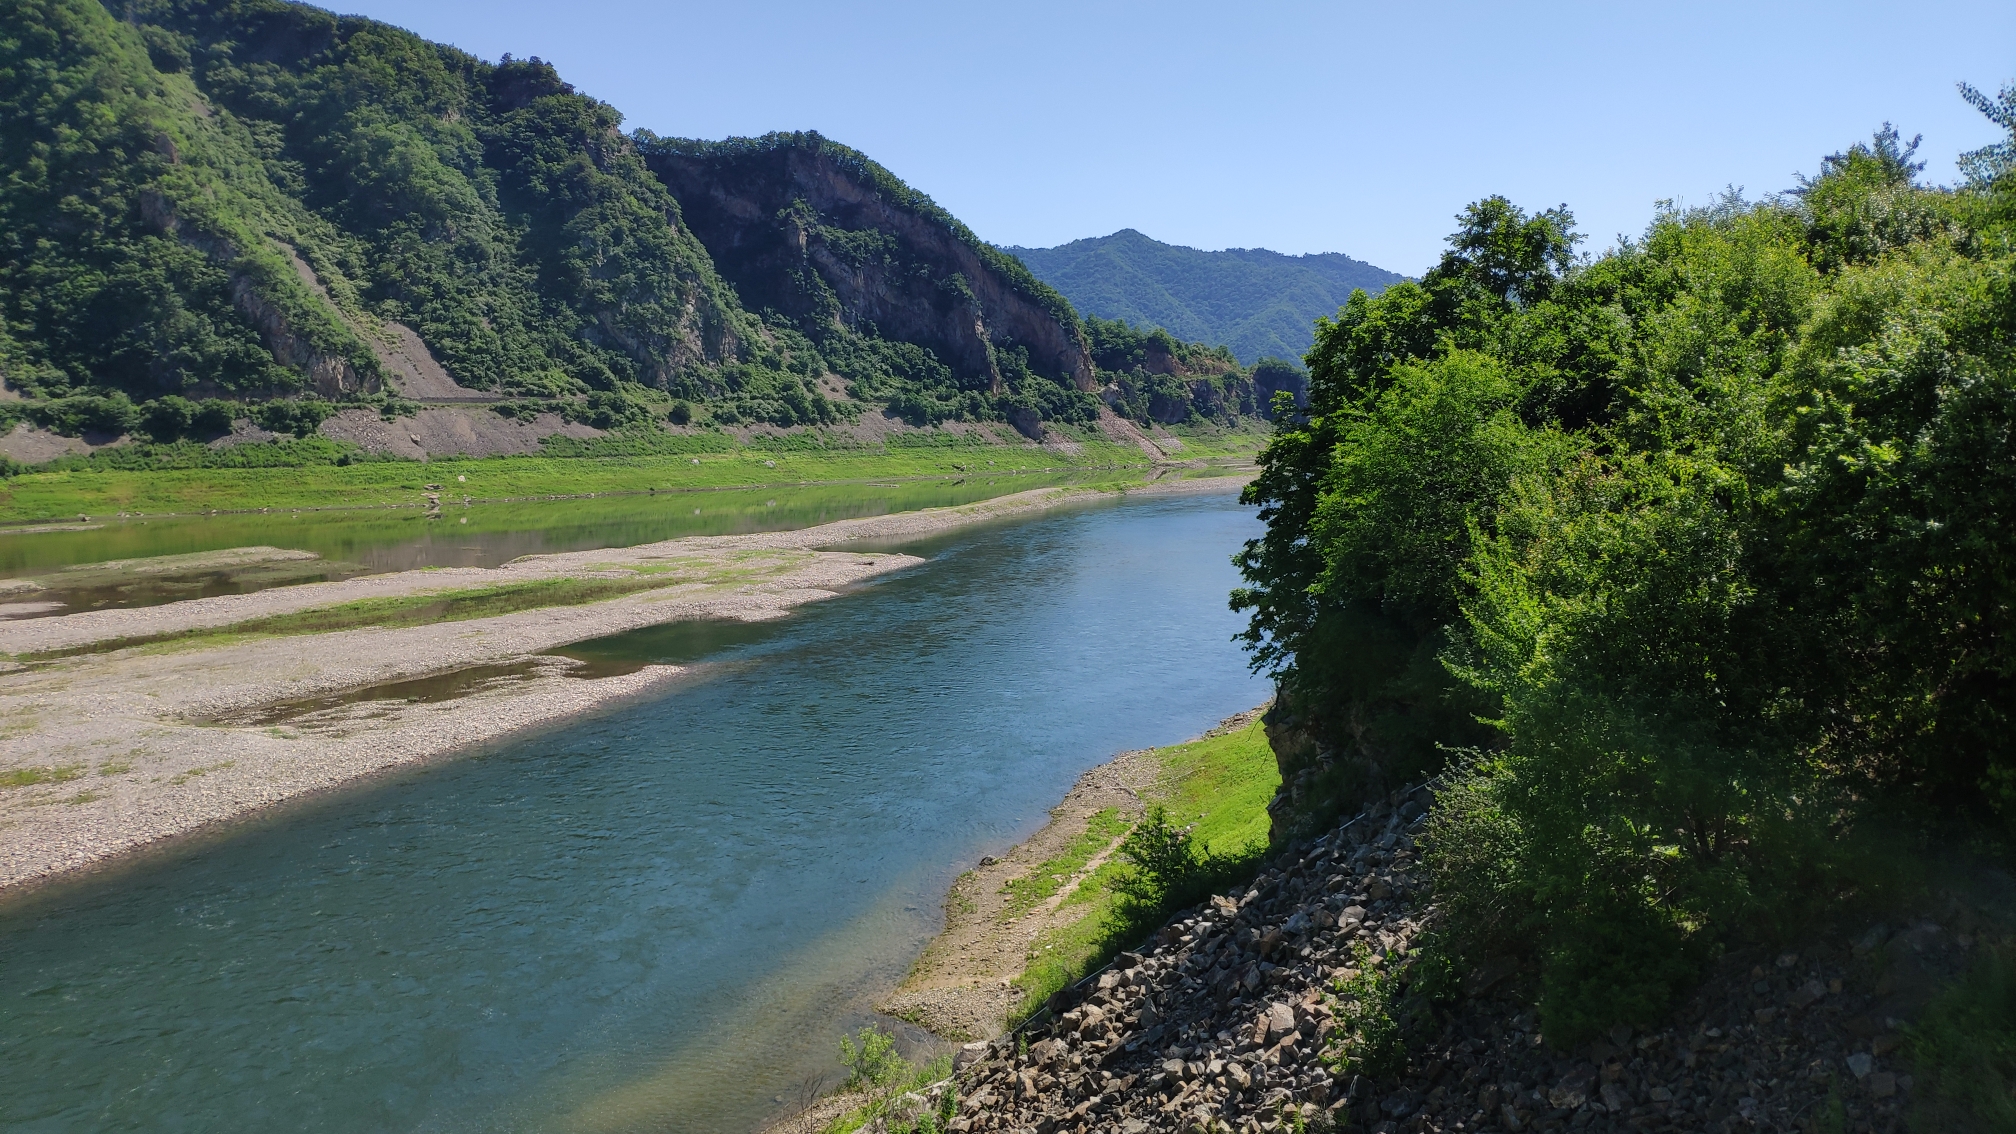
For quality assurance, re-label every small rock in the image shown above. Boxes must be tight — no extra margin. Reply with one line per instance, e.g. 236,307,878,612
1548,1067,1594,1109
1846,1052,1874,1079
1872,1034,1901,1057
1853,923,1890,956
1500,1102,1526,1130
1754,1007,1777,1025
1869,1072,1897,1098
1776,952,1799,969
1647,1086,1673,1103
1599,1082,1631,1111
1790,979,1827,1008
1267,1002,1296,1040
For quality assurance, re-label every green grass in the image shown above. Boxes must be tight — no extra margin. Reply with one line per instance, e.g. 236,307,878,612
0,433,1200,524
1905,942,2016,1132
1153,716,1280,860
0,763,86,789
1001,807,1133,914
1005,714,1280,1021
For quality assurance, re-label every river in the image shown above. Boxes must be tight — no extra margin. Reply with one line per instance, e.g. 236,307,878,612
0,489,1267,1133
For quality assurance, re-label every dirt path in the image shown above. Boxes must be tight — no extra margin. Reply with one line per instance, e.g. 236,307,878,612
876,750,1161,1043
0,475,1249,897
876,707,1270,1044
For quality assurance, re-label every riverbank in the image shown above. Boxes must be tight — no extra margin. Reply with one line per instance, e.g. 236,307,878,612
0,417,1263,525
0,474,1250,896
879,707,1280,1042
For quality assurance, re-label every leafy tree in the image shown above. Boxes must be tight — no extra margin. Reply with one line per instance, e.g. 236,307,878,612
1240,91,2016,1043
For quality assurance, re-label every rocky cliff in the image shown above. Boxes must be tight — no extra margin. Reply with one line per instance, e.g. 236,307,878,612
638,132,1094,396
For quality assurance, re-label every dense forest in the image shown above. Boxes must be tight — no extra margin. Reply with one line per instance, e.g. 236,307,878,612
0,0,1283,455
1007,228,1404,366
1235,85,2016,1076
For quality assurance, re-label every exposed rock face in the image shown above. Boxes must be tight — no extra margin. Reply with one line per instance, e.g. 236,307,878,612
639,133,1094,394
1252,367,1308,413
136,192,376,399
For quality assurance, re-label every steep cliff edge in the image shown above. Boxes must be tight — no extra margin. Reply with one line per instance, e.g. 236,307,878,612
638,132,1094,397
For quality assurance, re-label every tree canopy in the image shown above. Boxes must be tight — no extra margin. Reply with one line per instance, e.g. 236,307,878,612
1235,86,2016,1039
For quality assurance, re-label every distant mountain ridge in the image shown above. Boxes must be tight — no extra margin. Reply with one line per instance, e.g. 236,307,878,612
1004,230,1406,365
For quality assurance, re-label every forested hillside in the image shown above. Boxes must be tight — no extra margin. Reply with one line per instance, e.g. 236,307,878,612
1235,91,2016,1082
0,0,1281,458
1005,228,1404,365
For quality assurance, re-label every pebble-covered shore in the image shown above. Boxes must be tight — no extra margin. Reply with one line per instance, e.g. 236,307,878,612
924,789,1997,1134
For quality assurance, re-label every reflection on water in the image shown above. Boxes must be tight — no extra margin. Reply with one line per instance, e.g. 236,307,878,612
552,617,798,678
0,472,1140,583
206,660,555,727
0,490,1266,1134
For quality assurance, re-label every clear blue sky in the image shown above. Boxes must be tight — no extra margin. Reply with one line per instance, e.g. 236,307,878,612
338,0,2012,275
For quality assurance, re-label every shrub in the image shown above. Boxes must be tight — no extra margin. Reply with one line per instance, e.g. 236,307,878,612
1907,944,2016,1132
26,393,141,437
1241,98,2016,1046
1323,942,1406,1080
1111,805,1212,917
838,1024,906,1091
250,398,335,438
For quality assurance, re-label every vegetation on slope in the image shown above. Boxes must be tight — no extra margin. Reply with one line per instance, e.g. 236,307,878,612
0,0,1287,459
1010,717,1281,1023
1233,88,2016,1051
1006,228,1405,365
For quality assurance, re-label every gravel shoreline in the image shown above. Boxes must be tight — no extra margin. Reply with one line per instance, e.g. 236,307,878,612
0,474,1248,897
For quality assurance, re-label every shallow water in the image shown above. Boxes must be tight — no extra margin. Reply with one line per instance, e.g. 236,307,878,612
0,490,1267,1133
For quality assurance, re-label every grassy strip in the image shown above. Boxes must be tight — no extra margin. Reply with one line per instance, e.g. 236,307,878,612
1001,808,1132,915
1007,715,1280,1021
0,763,86,789
0,437,1178,524
1905,943,2016,1130
19,574,699,660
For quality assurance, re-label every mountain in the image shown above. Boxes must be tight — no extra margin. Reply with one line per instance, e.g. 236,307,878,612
1003,229,1406,365
0,0,1275,449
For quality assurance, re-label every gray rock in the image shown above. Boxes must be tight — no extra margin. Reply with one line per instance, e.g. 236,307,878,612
1267,1002,1296,1039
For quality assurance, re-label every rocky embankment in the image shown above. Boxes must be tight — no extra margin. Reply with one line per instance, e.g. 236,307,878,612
931,789,1991,1134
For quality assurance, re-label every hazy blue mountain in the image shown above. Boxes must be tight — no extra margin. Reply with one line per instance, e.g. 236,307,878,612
1003,229,1406,365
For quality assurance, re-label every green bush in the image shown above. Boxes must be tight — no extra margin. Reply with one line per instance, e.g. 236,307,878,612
249,398,334,438
1323,943,1406,1080
137,395,234,440
26,393,141,437
838,1024,906,1091
1907,944,2016,1132
1238,88,2016,1045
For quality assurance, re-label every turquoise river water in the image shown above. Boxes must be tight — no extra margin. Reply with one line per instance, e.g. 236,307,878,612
0,489,1267,1133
